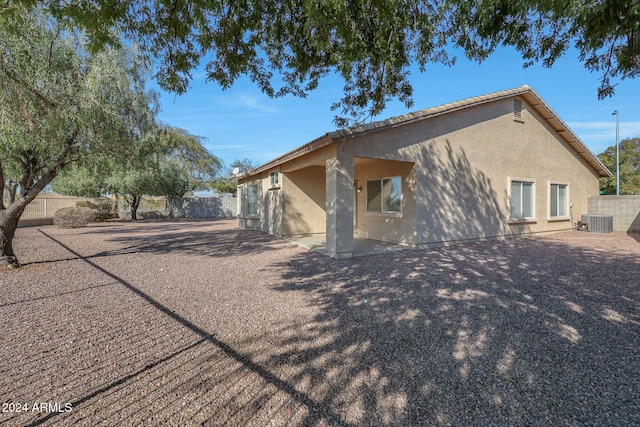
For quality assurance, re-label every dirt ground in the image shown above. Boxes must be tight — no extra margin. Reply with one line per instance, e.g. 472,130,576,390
1,219,638,426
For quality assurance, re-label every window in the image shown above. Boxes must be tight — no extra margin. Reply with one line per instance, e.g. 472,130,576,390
367,177,402,213
245,183,258,216
269,171,280,188
510,180,535,220
549,183,568,218
236,186,243,216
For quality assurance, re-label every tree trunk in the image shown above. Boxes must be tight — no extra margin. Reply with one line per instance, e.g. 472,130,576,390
0,163,5,210
0,166,62,267
7,181,17,205
130,195,140,221
0,202,26,267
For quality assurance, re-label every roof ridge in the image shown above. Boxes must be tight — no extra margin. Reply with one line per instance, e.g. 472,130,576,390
331,85,534,138
237,85,610,179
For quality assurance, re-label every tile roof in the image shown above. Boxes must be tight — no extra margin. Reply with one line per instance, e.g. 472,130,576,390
237,85,611,179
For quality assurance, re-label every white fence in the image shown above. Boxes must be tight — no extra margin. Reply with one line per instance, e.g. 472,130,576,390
3,195,95,220
3,194,237,221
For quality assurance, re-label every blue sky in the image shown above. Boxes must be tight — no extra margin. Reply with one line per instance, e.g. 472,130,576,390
151,46,639,171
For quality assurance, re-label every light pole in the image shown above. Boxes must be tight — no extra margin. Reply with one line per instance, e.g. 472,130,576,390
612,110,620,195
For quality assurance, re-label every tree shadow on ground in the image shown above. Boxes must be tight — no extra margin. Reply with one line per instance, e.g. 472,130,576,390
261,234,640,425
19,220,291,265
3,227,638,426
1,231,354,427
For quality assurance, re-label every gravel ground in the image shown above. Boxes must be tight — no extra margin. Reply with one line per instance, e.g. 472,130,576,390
1,219,638,426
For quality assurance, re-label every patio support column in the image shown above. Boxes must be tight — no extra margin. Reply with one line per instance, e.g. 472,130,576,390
325,148,354,258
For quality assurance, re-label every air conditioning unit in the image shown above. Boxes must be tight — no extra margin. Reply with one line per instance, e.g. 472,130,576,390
581,214,613,233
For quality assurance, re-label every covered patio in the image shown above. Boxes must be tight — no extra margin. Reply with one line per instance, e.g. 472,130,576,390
284,233,412,257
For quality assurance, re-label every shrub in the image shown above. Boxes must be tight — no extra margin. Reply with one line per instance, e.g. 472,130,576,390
53,206,98,228
76,199,117,221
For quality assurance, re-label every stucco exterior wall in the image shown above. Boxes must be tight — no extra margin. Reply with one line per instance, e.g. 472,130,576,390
238,90,603,255
239,145,335,237
237,172,276,232
341,97,600,245
281,166,327,235
354,159,416,244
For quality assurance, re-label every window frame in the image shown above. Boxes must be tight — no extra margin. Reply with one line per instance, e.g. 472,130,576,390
548,181,570,221
508,177,536,223
244,183,259,217
269,171,280,189
366,176,403,215
236,185,243,217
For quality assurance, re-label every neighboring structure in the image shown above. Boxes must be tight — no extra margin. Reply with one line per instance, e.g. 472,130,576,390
236,85,611,258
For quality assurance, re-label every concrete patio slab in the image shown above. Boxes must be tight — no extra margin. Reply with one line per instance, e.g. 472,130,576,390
284,233,412,257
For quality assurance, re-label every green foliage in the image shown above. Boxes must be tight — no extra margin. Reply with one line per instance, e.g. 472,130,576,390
228,158,257,176
0,6,157,261
52,125,222,215
159,127,222,193
211,158,258,195
51,164,108,198
53,206,98,228
5,0,638,125
0,8,157,198
211,180,237,195
446,0,640,100
76,199,117,221
598,138,640,195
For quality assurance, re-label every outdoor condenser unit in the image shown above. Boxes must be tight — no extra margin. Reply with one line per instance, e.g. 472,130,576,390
581,214,614,233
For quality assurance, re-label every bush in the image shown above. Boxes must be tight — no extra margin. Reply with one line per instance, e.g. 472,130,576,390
53,206,98,228
76,199,117,221
138,210,169,220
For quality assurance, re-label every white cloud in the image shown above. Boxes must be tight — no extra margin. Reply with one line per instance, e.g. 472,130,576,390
568,120,640,136
238,94,278,113
208,144,249,150
218,93,278,113
567,120,640,155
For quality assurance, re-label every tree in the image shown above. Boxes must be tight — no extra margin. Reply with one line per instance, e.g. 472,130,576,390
0,9,157,266
4,1,638,125
212,158,257,195
53,126,222,220
598,138,640,195
159,127,222,195
228,158,258,176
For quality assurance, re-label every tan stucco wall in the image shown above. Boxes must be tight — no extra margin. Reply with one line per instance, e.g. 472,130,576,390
354,159,416,244
238,145,335,237
281,166,327,235
342,97,600,245
240,96,601,250
237,171,279,233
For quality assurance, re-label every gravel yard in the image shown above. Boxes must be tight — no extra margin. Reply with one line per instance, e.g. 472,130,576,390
1,219,639,426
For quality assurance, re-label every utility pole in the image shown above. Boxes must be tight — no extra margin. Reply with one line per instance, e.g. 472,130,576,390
612,110,620,195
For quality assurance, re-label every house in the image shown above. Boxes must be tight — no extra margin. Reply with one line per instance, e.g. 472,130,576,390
235,85,611,258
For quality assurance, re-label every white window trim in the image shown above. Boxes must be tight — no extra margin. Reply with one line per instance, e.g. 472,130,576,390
236,185,243,217
508,177,537,224
269,171,281,190
548,181,570,221
365,176,403,215
242,182,260,218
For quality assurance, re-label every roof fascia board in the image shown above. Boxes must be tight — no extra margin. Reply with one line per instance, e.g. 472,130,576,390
236,85,611,181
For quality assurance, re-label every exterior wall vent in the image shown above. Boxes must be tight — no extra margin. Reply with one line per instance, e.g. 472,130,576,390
581,214,613,233
513,99,523,120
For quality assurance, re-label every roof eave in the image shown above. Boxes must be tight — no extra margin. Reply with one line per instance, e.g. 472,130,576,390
235,133,334,181
519,90,612,178
238,85,612,180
